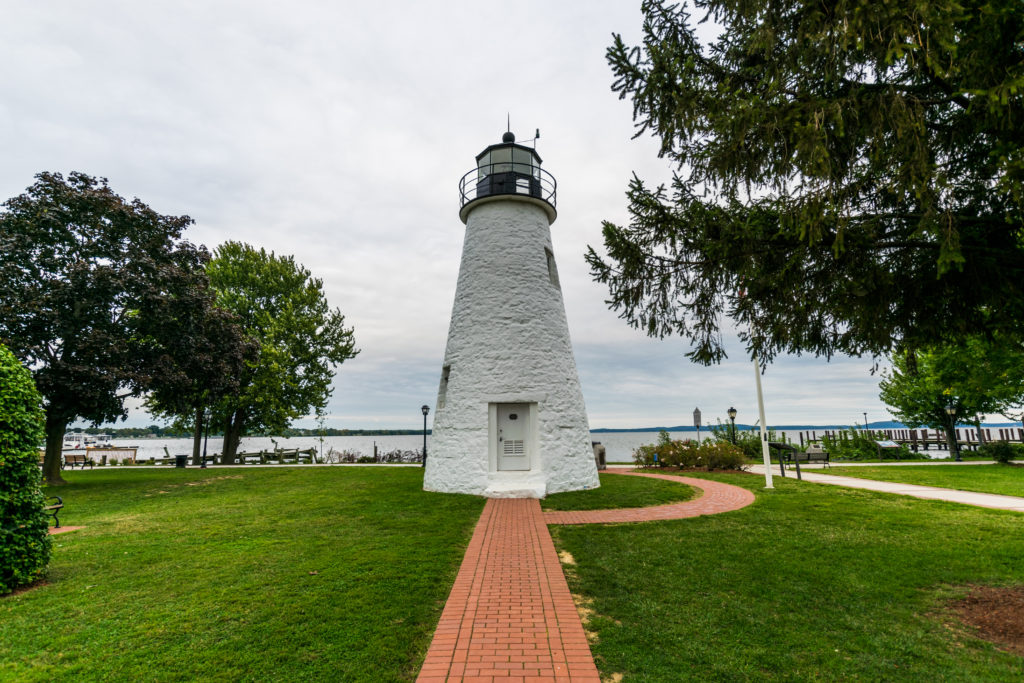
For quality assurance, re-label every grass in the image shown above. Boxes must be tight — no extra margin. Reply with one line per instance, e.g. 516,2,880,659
2,467,485,682
828,464,1024,498
551,471,1024,682
541,472,695,511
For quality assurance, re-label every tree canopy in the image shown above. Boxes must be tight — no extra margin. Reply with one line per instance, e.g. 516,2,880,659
587,0,1024,365
879,337,1024,442
0,172,224,484
205,242,358,461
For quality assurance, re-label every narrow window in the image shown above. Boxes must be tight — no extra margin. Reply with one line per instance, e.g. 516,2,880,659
544,248,560,287
438,365,451,409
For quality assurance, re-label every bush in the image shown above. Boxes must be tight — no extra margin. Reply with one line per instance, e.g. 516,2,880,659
632,431,747,471
980,441,1021,464
0,344,52,594
697,441,748,470
821,427,917,461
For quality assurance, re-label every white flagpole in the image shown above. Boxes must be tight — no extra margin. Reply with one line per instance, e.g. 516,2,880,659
754,354,774,488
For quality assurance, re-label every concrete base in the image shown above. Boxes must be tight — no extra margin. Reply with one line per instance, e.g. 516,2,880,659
484,472,547,499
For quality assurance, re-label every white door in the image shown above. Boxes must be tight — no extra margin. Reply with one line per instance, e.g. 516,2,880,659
497,403,530,471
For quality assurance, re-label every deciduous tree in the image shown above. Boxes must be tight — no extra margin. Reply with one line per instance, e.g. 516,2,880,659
879,337,1024,451
142,299,254,465
587,1,1024,365
0,172,216,484
206,242,358,462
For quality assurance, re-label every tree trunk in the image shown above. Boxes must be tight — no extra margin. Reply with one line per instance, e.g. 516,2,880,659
43,409,68,486
973,416,986,446
942,419,960,460
221,410,245,464
191,406,204,465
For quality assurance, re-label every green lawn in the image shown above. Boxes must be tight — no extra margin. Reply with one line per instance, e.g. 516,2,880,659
541,472,695,511
551,471,1024,682
2,467,485,682
829,464,1024,498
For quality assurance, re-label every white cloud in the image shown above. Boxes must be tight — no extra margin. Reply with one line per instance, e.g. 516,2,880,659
3,1,905,429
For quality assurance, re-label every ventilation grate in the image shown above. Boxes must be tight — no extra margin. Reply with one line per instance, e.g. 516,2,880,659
502,440,524,456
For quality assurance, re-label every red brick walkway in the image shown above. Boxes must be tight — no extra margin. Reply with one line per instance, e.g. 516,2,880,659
417,498,600,682
417,473,754,682
543,471,755,525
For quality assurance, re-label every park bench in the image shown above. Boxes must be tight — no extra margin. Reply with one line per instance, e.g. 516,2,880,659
769,442,829,480
238,451,265,464
62,453,94,469
793,444,831,467
44,495,64,528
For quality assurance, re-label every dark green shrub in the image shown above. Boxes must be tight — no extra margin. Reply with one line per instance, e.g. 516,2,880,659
632,444,657,467
697,441,748,470
980,441,1021,464
0,343,51,594
659,435,701,467
633,431,746,470
633,430,676,467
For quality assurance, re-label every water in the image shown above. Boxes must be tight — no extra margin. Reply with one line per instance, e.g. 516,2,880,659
109,432,657,463
106,429,814,463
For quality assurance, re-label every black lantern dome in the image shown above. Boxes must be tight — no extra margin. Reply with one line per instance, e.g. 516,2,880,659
458,131,557,224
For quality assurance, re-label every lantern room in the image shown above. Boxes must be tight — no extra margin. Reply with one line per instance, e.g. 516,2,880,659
458,130,557,223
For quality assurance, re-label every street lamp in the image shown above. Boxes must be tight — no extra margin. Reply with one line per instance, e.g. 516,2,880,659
693,407,702,443
727,406,737,445
863,412,868,433
945,402,961,461
421,405,430,468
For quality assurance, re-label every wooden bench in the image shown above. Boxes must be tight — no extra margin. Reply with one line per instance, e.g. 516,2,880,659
62,453,94,470
44,496,64,528
781,447,830,468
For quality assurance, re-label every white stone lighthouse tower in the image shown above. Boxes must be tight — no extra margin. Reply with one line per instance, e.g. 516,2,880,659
424,131,600,498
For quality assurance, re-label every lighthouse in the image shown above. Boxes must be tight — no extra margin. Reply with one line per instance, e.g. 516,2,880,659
424,130,600,498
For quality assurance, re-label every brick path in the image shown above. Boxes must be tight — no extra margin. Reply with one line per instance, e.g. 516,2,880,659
417,498,600,682
543,471,755,525
417,472,755,681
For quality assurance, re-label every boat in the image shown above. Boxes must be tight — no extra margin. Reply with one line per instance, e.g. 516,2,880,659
62,433,114,450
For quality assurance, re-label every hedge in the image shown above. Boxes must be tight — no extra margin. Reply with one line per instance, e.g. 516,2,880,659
0,343,51,594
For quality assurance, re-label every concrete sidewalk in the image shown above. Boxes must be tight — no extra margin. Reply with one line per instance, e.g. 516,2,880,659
746,464,1024,512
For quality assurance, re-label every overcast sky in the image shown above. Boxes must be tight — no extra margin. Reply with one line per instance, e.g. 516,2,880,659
2,1,915,430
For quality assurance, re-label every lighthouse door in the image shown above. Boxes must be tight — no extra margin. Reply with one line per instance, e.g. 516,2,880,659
496,403,530,471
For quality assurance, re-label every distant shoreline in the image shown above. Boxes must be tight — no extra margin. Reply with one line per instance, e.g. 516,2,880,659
69,421,1024,439
591,421,1024,433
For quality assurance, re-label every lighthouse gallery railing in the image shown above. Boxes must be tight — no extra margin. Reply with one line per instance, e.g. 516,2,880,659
458,162,557,211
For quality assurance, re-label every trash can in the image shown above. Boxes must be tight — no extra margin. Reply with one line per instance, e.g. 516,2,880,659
174,454,188,468
592,442,607,470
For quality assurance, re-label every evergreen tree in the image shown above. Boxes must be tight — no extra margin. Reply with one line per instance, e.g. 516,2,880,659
587,1,1024,364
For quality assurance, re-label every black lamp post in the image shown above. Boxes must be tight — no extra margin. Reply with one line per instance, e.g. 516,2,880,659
863,412,869,433
421,405,430,468
727,407,737,445
945,402,961,461
201,408,211,469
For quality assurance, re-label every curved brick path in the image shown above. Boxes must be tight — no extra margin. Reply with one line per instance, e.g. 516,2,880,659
543,471,755,525
417,473,754,682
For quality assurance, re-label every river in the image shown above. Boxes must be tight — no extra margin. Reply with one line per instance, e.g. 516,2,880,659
102,428,900,464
